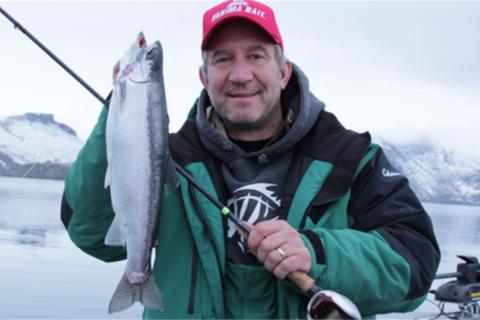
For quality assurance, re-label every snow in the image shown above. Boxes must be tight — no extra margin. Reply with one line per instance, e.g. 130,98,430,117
377,135,480,206
0,116,478,205
456,181,480,197
0,114,83,164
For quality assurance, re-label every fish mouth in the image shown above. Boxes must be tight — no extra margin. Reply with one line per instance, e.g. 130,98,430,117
146,41,162,62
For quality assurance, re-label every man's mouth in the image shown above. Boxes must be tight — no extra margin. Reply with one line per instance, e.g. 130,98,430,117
227,91,260,98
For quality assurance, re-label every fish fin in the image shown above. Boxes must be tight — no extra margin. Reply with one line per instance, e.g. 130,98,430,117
105,215,126,246
104,165,111,188
141,275,164,311
164,157,179,196
108,273,164,314
108,273,135,313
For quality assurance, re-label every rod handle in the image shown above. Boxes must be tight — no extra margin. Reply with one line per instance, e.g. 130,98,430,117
288,270,316,293
233,221,316,294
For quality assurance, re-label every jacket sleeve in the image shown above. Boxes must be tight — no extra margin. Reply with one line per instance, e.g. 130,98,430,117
61,105,126,262
300,146,440,316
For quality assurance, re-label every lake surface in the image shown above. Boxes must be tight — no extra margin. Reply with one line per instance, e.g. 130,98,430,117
0,177,142,319
0,176,479,319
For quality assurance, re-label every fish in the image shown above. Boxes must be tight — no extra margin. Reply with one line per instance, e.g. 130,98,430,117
104,32,178,314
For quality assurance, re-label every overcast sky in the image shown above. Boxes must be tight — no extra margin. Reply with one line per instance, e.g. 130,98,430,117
1,1,479,158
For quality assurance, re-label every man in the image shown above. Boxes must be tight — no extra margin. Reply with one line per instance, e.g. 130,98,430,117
61,0,440,318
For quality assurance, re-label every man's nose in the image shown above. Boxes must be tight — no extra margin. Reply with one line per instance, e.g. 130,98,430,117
228,60,253,84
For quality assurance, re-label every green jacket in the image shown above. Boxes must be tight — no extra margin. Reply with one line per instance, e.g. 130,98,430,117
62,105,440,318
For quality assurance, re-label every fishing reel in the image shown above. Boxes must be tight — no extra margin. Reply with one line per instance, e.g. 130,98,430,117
431,255,480,319
307,289,361,320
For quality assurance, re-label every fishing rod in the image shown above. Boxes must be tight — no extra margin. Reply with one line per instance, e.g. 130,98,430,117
174,163,251,235
1,6,361,319
0,6,107,106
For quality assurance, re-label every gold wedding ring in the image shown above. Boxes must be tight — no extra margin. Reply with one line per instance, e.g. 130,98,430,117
276,247,286,260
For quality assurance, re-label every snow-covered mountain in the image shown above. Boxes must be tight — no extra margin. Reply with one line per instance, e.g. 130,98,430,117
0,113,83,179
375,137,480,206
0,112,479,205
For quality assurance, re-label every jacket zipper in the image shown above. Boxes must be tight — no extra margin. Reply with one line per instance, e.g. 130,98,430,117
187,177,225,315
187,247,199,315
188,181,225,285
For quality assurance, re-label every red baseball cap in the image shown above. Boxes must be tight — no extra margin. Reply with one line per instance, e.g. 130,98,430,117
201,0,283,50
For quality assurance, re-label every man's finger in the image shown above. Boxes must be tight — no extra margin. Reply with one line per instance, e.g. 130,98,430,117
247,220,290,252
273,254,309,280
255,229,290,262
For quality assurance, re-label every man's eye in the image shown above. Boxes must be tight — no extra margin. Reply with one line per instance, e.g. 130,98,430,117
249,54,265,61
214,57,231,64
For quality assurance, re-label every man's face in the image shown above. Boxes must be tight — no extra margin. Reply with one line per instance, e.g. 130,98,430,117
200,20,292,140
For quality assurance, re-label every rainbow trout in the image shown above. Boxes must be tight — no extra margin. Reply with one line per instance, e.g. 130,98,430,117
104,32,177,314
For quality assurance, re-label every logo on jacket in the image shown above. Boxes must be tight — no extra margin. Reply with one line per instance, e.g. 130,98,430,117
382,168,401,177
227,183,281,253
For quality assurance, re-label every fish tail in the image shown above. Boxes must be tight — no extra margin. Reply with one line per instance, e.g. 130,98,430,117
108,273,164,313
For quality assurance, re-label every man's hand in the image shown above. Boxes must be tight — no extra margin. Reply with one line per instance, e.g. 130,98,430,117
247,220,312,279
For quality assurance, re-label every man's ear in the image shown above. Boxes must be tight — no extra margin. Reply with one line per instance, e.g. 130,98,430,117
280,60,293,90
199,68,208,90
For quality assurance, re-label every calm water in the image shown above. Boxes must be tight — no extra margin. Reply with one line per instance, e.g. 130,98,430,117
0,177,142,319
0,176,479,319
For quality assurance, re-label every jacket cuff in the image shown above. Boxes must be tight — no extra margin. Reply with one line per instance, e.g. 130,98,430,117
299,230,327,281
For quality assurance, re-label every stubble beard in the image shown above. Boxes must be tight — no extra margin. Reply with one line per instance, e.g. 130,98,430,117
218,98,283,138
